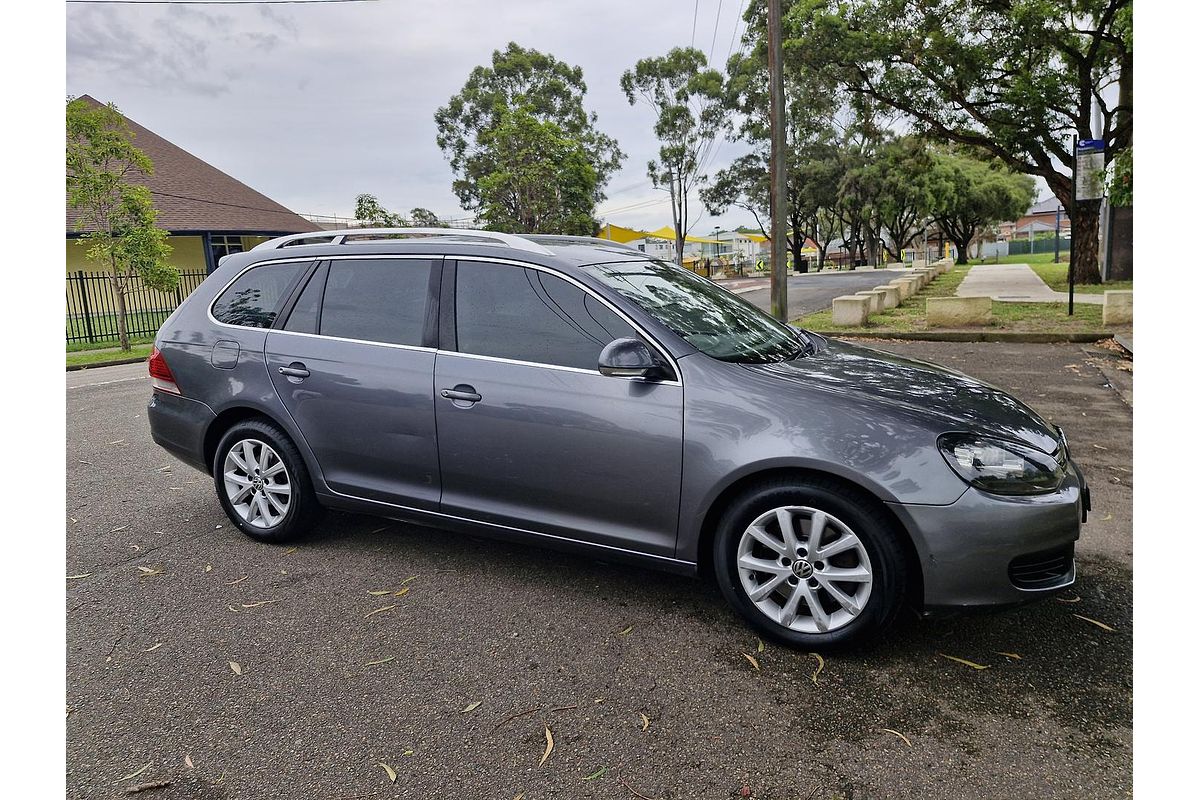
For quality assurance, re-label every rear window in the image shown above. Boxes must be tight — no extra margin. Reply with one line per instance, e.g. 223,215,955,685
212,261,309,328
318,258,433,346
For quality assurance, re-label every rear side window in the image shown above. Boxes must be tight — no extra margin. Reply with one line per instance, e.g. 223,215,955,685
319,258,433,346
455,262,636,370
212,261,309,328
283,262,328,335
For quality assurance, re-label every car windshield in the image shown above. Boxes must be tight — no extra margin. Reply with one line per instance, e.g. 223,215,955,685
581,259,809,363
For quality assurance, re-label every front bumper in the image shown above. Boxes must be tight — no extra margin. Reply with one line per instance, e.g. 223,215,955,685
888,460,1088,608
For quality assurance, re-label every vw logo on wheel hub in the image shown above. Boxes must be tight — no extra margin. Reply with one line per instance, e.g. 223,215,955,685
792,560,814,579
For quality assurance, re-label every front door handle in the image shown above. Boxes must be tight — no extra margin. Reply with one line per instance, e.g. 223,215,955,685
278,363,310,379
441,386,482,403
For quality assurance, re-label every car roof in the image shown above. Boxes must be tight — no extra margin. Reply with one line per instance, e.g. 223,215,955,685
229,230,654,271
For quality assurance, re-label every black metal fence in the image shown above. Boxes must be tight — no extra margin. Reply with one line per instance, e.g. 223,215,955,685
66,269,209,344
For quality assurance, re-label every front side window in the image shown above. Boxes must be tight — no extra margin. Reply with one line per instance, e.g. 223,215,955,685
581,259,806,363
212,261,309,328
455,262,636,370
319,258,433,346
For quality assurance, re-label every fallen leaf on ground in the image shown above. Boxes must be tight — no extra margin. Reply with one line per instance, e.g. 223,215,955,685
371,525,392,534
124,780,171,794
365,605,396,619
400,575,419,584
368,590,392,596
393,587,410,598
66,573,92,580
109,440,125,445
1073,614,1116,632
618,625,633,635
639,713,651,732
365,656,395,666
184,755,193,769
937,653,989,670
1101,513,1113,521
136,566,163,576
240,599,281,608
143,643,163,653
228,661,242,675
583,767,607,781
742,653,760,671
808,652,825,685
204,565,212,572
539,725,554,766
1093,443,1107,450
1056,594,1082,603
879,728,912,747
996,651,1022,660
111,526,128,533
756,638,764,653
461,701,482,713
224,575,248,585
283,547,298,555
376,762,397,783
115,764,151,784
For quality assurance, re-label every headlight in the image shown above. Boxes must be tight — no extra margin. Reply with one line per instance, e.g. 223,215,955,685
937,433,1065,495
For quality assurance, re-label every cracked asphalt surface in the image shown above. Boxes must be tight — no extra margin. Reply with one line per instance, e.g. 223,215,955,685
65,341,1132,799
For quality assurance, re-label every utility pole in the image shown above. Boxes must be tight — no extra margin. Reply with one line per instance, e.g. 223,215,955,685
766,0,788,321
1054,205,1062,263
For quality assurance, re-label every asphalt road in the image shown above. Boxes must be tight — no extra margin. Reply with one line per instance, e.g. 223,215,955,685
737,269,904,317
65,341,1132,799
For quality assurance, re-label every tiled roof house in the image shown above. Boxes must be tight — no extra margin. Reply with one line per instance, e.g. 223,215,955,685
66,95,320,274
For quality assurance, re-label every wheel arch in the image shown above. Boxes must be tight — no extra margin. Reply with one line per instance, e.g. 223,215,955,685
693,466,924,605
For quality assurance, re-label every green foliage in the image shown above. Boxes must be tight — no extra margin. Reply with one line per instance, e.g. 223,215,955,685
435,42,622,215
783,0,1131,283
929,149,1035,264
621,47,725,262
66,97,175,351
475,107,599,235
1108,148,1132,207
353,194,445,227
858,137,936,260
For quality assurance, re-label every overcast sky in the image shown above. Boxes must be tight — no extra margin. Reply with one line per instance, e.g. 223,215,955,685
66,0,756,234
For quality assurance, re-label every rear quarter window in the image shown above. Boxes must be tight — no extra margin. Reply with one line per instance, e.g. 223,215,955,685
212,261,309,328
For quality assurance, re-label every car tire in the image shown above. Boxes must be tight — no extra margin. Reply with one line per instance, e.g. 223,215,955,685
213,419,322,543
712,476,908,651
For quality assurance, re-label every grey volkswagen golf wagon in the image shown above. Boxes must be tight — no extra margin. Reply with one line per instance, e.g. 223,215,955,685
147,228,1088,649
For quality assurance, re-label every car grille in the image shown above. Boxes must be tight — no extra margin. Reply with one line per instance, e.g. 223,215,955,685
1008,544,1075,590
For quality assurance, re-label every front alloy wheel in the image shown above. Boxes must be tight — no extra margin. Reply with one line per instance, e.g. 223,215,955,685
736,506,873,634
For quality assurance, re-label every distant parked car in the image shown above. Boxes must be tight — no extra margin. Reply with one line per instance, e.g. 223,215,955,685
148,229,1088,650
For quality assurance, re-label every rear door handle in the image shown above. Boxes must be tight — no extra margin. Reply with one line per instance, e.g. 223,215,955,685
278,363,310,379
441,386,482,403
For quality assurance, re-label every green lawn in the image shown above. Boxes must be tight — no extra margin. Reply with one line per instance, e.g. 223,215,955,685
796,264,1113,334
968,252,1132,295
969,251,1064,266
67,343,153,369
66,308,173,344
67,335,156,353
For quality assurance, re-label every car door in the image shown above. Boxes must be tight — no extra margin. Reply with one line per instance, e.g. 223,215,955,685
433,259,684,557
265,256,442,509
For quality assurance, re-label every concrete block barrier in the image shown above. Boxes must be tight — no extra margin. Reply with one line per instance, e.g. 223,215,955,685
877,284,901,309
1103,290,1133,325
831,295,872,326
927,296,993,327
855,289,886,314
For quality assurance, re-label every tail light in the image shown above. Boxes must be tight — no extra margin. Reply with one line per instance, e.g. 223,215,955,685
148,346,181,395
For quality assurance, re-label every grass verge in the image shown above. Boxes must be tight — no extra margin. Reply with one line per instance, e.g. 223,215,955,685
67,344,152,369
796,264,1116,335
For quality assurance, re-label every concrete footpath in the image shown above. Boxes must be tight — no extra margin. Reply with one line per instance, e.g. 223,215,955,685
957,262,1103,304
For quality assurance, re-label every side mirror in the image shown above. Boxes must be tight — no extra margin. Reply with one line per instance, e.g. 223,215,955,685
598,338,663,380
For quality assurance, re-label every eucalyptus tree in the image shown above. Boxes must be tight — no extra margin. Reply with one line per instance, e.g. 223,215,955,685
621,47,725,264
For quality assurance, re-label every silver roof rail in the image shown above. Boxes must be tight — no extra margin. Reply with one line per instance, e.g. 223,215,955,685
253,227,554,256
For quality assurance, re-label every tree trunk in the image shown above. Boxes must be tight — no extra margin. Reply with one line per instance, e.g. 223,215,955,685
115,284,130,352
953,237,971,265
1071,198,1103,284
790,213,807,273
816,246,826,272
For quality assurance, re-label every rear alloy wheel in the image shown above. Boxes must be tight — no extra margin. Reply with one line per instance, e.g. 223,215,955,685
214,419,321,543
713,479,907,650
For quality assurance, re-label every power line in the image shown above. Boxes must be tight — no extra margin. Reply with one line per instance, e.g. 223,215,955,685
707,0,724,64
690,0,700,47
